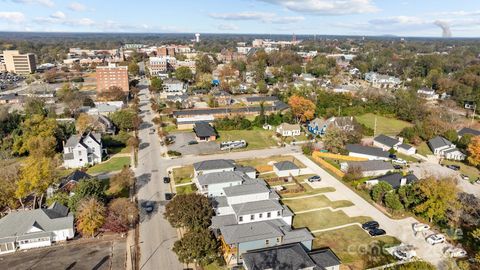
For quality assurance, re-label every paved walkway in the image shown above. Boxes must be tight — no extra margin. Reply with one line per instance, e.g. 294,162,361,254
310,223,362,233
174,182,194,187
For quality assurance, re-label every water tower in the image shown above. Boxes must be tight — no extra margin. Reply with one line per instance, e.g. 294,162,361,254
195,33,200,43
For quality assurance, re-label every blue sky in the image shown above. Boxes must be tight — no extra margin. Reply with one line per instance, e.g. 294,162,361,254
0,0,479,37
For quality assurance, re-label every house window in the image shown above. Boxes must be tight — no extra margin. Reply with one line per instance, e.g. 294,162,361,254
276,237,281,243
78,151,81,155
265,239,270,245
79,159,83,162
239,216,243,222
267,212,271,218
250,214,255,221
277,211,281,216
259,213,263,218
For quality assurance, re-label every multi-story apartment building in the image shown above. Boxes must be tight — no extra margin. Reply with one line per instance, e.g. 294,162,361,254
1,50,36,74
149,56,176,75
96,63,129,93
63,132,103,169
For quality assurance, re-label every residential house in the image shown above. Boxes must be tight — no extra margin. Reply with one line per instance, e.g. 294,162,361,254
308,117,356,137
458,127,480,138
63,132,103,169
428,136,466,160
47,170,92,198
213,91,233,106
365,173,418,189
244,96,279,105
417,87,439,100
176,115,215,130
276,123,301,137
209,176,313,266
161,78,186,98
0,93,23,104
364,72,401,89
93,115,116,134
196,171,251,197
0,203,74,254
346,144,390,161
273,161,300,177
243,243,341,270
341,160,394,177
235,166,257,179
193,159,236,176
373,134,416,156
193,122,217,142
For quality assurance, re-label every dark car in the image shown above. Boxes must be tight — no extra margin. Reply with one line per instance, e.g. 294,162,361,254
389,154,397,159
362,221,379,230
393,165,403,170
163,177,171,184
143,201,154,213
368,228,386,237
165,193,175,201
188,141,198,145
446,165,460,171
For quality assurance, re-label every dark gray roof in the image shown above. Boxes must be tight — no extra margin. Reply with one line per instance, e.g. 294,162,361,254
428,136,453,150
220,220,284,244
243,243,317,270
223,183,270,197
210,214,237,229
458,127,480,137
374,134,400,148
346,144,390,158
245,96,279,103
63,170,92,183
346,160,394,172
193,159,235,172
235,165,256,173
197,171,248,186
211,196,229,208
309,248,342,268
193,122,216,137
397,143,414,150
65,135,81,148
273,161,299,171
231,200,284,216
172,101,289,117
373,173,418,189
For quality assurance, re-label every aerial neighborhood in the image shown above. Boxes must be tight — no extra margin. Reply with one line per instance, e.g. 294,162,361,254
1,11,480,270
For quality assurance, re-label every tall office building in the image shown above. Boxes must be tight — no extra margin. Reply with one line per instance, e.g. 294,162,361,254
96,63,129,93
2,50,36,74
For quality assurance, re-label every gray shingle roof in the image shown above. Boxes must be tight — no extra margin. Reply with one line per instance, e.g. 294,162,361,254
373,173,418,189
65,135,81,148
193,159,235,172
309,248,342,268
346,144,390,158
211,196,229,208
374,134,400,148
428,136,453,150
223,183,270,197
243,243,317,270
220,220,284,244
211,214,237,229
235,165,256,173
397,143,414,150
346,160,394,172
273,161,299,171
231,200,284,216
197,171,248,186
458,127,480,137
194,122,217,137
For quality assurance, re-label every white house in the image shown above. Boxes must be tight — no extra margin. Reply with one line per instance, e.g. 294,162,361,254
373,134,416,156
273,161,300,177
276,123,301,137
195,171,250,197
365,72,401,89
0,203,74,254
63,132,103,169
346,144,390,161
193,159,236,177
428,136,466,160
161,78,186,98
417,87,439,100
341,160,394,177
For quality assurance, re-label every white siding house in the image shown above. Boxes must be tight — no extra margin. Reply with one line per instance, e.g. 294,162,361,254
276,123,301,137
63,132,103,169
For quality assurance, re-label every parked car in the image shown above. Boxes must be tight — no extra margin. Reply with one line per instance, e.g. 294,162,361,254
460,174,470,181
165,193,175,200
368,228,386,237
446,165,461,171
412,223,430,232
163,177,171,184
476,178,480,184
426,234,446,245
393,247,417,261
308,175,322,182
389,154,397,159
143,201,154,213
392,159,407,165
445,247,467,258
393,165,403,170
362,221,379,230
188,140,198,145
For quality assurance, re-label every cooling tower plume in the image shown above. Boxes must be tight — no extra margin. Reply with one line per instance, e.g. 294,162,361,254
434,20,452,38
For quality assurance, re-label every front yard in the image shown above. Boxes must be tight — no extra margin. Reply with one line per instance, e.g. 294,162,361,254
417,141,433,156
172,165,194,184
87,157,131,175
355,113,412,136
292,209,371,232
176,184,197,195
282,195,354,212
236,155,306,170
217,129,277,150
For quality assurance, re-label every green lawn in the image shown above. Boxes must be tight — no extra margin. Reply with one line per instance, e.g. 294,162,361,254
284,133,309,143
282,195,354,212
107,145,131,155
441,160,479,181
203,262,227,270
176,183,197,195
355,113,412,136
417,141,433,156
237,155,306,169
293,209,371,231
280,185,336,198
395,152,419,163
172,165,194,184
87,157,131,175
313,225,400,268
217,128,277,150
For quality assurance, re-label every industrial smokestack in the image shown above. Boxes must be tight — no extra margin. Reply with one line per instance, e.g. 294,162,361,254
434,20,452,38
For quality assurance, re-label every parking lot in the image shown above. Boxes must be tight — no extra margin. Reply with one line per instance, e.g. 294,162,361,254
167,132,219,155
0,238,125,270
410,162,457,179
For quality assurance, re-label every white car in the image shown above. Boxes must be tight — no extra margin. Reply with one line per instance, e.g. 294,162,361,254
393,249,416,261
445,247,467,258
426,234,446,245
273,185,285,191
413,223,430,232
392,159,407,165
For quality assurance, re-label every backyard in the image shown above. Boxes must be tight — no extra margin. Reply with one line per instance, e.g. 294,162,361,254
236,155,306,171
217,129,277,150
87,157,131,175
355,113,412,136
176,183,197,195
292,209,371,232
282,194,354,212
417,141,433,156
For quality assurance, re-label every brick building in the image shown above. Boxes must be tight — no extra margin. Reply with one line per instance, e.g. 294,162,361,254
96,63,129,93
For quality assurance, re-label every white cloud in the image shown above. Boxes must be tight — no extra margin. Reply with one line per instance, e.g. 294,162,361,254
369,16,426,26
68,2,86,12
34,15,95,27
0,11,25,23
218,23,239,31
257,0,379,15
209,11,304,24
50,11,65,19
11,0,54,7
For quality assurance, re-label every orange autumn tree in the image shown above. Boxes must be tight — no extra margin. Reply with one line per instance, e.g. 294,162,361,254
467,136,480,166
288,95,316,123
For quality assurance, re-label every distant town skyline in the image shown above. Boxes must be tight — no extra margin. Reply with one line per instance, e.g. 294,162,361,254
0,0,479,37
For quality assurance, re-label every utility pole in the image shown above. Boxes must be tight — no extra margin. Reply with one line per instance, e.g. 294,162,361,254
374,116,377,137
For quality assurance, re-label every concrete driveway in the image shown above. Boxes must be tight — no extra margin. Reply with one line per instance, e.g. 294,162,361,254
293,154,451,269
167,131,219,156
